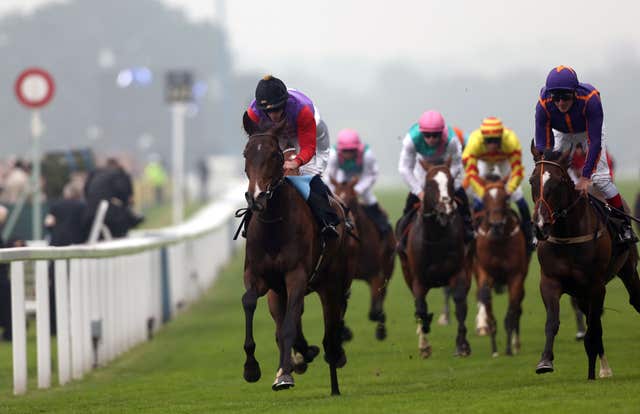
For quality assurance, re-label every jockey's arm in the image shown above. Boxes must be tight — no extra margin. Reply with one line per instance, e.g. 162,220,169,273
581,95,604,178
535,98,554,150
293,106,317,166
354,149,378,195
505,131,524,194
398,134,423,195
462,133,485,198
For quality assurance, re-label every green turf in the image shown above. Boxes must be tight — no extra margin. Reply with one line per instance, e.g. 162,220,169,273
0,182,639,413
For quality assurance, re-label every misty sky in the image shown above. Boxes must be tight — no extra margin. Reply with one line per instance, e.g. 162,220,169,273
3,0,640,80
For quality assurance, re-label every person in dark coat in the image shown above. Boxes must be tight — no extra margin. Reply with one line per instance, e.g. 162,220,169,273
84,158,143,238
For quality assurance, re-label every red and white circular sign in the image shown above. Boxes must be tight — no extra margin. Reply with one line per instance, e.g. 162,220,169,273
14,68,55,108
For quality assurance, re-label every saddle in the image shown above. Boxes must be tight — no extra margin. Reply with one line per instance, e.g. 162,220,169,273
395,203,420,252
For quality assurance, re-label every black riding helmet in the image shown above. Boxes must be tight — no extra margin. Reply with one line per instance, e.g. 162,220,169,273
255,75,289,111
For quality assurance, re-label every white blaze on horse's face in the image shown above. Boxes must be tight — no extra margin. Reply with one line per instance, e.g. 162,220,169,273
537,171,552,226
489,188,499,200
433,171,453,214
253,182,263,199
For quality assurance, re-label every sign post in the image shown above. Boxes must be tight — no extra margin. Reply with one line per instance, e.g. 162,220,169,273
15,68,55,240
165,70,193,225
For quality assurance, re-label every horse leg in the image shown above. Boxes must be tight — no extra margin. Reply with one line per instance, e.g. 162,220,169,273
616,252,640,314
505,275,524,356
369,273,388,340
242,287,262,383
453,270,471,357
412,280,432,358
477,278,497,356
340,288,354,342
438,286,451,326
267,290,288,385
292,304,320,374
272,269,306,391
571,297,586,341
318,286,346,396
584,285,606,380
536,274,561,374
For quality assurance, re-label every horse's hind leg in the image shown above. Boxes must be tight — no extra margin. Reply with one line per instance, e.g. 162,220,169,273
292,305,320,374
438,286,452,326
583,285,606,380
318,287,346,396
369,273,388,340
536,274,561,374
477,279,497,356
505,275,524,356
453,270,471,357
571,297,586,340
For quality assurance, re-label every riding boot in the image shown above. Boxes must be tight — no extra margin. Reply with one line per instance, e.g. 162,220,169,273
363,203,391,237
618,216,639,244
396,193,420,250
454,187,475,244
516,198,536,253
308,175,340,238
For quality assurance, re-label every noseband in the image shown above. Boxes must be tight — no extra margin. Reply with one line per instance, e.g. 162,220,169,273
533,160,581,225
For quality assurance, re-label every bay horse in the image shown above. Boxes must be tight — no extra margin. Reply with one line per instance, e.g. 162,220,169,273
473,175,530,356
240,118,351,395
530,145,640,379
397,158,472,358
331,176,396,340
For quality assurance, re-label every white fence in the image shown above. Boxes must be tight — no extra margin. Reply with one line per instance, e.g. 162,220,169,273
1,187,244,395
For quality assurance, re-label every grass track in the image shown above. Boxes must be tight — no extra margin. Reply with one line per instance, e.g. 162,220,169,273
0,183,639,413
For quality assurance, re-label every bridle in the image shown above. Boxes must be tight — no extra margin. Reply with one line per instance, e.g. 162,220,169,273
421,167,456,224
533,160,582,225
243,133,286,216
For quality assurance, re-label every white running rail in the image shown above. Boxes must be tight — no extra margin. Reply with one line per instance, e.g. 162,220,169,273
2,187,244,395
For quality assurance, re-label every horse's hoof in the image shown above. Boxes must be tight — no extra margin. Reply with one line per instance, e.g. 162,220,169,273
536,360,554,374
292,356,308,374
437,313,450,326
575,331,586,341
492,352,499,358
243,361,261,383
505,349,513,356
341,325,353,342
476,327,489,337
599,367,613,378
419,345,432,359
375,324,387,341
304,345,320,363
272,373,294,391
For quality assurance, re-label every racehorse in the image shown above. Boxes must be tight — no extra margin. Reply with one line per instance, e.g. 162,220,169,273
331,176,396,340
240,117,352,395
397,158,472,358
473,175,530,356
530,145,640,379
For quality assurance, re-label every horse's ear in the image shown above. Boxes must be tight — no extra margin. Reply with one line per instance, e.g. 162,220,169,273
531,139,543,162
329,176,339,187
270,118,287,137
419,158,432,172
445,156,452,169
501,175,510,187
348,176,359,188
242,111,258,137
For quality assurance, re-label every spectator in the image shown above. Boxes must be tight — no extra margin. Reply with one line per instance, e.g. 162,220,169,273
144,158,168,205
84,158,143,238
1,160,30,203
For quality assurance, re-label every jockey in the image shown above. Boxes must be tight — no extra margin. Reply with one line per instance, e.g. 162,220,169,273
535,65,637,243
398,110,474,243
243,75,339,238
463,117,534,252
326,128,391,236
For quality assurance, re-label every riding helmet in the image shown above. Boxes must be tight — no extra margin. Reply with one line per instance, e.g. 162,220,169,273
545,66,579,92
255,75,289,111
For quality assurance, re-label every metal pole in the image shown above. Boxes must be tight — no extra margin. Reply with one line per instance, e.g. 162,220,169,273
31,110,44,240
171,103,186,224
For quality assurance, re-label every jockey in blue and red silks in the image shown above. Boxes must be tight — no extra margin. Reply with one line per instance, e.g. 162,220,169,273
243,75,339,238
534,65,637,243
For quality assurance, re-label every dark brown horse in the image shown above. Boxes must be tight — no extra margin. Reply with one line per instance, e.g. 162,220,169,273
530,146,640,379
241,119,351,395
473,175,530,356
331,176,396,340
397,159,472,358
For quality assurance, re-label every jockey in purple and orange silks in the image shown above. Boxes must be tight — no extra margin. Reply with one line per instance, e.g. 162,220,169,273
535,65,637,243
243,75,339,238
